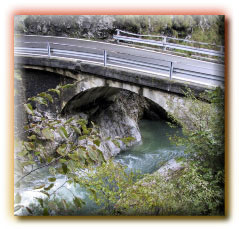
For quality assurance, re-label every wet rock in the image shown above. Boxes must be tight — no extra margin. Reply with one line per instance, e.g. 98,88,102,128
156,159,185,178
91,90,149,158
24,87,167,160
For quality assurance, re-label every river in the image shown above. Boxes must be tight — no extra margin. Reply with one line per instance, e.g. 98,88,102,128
15,119,184,216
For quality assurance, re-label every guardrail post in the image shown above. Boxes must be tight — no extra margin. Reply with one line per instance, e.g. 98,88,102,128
116,29,120,43
104,50,107,66
163,37,167,51
169,62,174,80
47,42,51,57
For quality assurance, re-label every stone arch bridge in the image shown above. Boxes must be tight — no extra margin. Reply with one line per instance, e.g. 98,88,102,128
15,55,215,125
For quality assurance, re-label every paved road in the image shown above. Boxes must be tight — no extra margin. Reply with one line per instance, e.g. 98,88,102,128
15,35,225,87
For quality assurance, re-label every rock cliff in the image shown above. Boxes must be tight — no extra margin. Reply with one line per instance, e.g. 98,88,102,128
15,15,116,40
26,88,166,160
15,15,224,45
92,90,149,158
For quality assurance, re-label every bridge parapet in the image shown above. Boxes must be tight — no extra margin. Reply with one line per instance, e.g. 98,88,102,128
15,55,215,99
14,35,224,88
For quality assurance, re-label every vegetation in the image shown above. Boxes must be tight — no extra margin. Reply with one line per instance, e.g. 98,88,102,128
14,83,105,215
14,72,133,215
14,67,224,216
14,15,224,62
113,15,224,45
15,15,224,45
77,88,225,216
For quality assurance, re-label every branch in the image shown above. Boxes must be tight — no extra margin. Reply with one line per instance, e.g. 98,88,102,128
15,155,64,185
62,186,76,198
50,179,68,196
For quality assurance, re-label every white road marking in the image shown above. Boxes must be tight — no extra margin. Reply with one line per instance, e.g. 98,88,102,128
17,34,224,67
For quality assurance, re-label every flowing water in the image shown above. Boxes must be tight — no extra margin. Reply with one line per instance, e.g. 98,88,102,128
15,119,184,216
114,119,184,174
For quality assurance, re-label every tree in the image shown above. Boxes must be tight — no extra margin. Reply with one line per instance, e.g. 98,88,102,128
14,71,137,215
93,88,225,216
14,78,107,215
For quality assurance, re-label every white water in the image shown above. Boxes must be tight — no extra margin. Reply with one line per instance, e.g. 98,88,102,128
15,119,184,216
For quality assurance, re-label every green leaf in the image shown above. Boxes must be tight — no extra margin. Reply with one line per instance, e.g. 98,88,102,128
59,159,67,163
38,92,53,103
71,126,82,135
42,128,54,140
82,125,89,135
65,117,75,124
61,83,74,90
73,197,84,208
40,191,50,198
112,139,120,148
21,161,35,167
35,197,44,208
27,135,36,140
88,150,98,162
77,119,87,125
25,207,33,215
48,177,56,182
31,96,48,106
121,136,136,146
56,144,67,156
24,103,34,115
89,188,97,201
78,149,87,161
44,183,54,191
97,149,106,162
43,208,49,216
78,135,87,141
68,153,79,161
58,127,68,139
24,142,35,151
15,192,21,204
46,156,53,163
18,149,28,157
62,163,68,174
48,88,60,96
176,157,185,163
93,139,101,147
49,167,56,176
33,184,45,190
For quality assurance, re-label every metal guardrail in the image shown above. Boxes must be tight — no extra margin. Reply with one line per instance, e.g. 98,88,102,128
14,37,224,86
114,29,224,58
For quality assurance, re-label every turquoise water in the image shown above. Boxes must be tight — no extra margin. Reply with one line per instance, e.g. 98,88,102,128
15,119,183,215
114,119,184,174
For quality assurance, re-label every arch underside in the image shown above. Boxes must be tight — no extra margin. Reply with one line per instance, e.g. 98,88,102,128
17,66,188,124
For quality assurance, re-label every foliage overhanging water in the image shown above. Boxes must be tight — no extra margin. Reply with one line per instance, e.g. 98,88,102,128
16,119,184,215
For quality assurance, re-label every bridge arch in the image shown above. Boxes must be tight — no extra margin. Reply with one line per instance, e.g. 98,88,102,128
61,85,171,123
17,66,191,126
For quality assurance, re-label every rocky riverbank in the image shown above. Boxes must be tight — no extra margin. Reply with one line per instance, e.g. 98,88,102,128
24,89,169,160
81,90,171,159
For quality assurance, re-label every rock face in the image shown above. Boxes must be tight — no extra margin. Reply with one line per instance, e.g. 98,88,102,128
16,15,116,40
15,15,224,44
23,87,166,160
92,90,149,158
17,68,168,159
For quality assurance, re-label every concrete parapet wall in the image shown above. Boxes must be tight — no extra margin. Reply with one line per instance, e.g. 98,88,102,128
15,55,213,97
